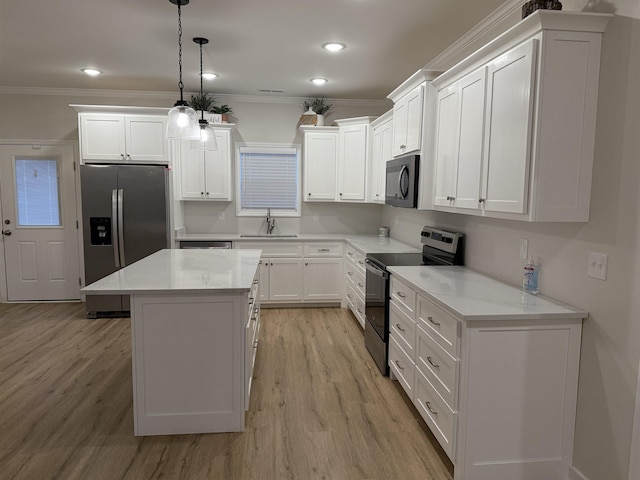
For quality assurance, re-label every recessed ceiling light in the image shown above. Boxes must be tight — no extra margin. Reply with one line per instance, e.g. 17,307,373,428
311,78,328,86
81,68,102,77
322,42,346,52
201,72,218,80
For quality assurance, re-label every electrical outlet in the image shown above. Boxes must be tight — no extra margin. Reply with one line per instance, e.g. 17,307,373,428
519,239,528,260
218,211,225,220
587,251,608,280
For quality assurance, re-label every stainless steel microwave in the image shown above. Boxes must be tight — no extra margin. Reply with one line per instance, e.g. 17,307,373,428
385,155,419,208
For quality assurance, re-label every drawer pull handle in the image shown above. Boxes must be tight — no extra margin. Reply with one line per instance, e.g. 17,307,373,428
397,292,406,298
318,248,330,252
347,294,353,299
427,316,440,327
426,401,438,416
253,340,258,348
396,323,405,332
427,356,440,369
395,360,404,371
348,252,353,257
358,260,364,265
253,279,259,284
347,271,353,276
357,282,364,288
357,308,363,314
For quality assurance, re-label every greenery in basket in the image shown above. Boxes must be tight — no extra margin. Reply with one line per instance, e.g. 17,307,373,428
209,104,233,115
303,97,333,115
188,92,216,112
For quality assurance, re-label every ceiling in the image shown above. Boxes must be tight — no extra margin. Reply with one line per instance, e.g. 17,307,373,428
0,0,507,100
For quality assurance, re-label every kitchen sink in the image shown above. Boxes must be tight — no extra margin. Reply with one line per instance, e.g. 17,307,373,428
239,234,298,238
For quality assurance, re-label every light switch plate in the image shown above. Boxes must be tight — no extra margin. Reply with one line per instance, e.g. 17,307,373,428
519,239,528,260
588,252,608,280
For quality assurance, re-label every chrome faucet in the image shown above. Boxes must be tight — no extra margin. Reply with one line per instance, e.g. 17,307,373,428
266,208,276,235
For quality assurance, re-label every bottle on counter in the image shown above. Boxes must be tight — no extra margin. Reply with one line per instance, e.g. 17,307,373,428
523,256,539,294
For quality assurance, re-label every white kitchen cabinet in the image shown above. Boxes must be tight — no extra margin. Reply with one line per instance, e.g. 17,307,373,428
300,126,339,201
78,112,168,163
391,84,423,157
303,258,344,301
431,11,610,222
343,243,366,328
335,117,375,203
178,126,233,200
387,267,585,479
369,111,393,204
267,258,304,302
433,68,486,210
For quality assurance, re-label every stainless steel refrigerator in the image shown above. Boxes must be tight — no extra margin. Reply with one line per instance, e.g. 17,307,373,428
80,164,170,318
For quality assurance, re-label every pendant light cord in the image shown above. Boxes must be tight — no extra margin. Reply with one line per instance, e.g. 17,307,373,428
177,1,185,103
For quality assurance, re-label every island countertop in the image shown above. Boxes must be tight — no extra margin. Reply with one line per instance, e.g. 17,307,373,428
81,249,262,295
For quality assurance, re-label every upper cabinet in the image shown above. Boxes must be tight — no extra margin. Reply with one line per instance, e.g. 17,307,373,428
301,126,339,202
369,111,393,204
336,117,375,203
431,11,611,222
301,117,376,204
388,70,440,158
74,106,169,164
178,125,233,201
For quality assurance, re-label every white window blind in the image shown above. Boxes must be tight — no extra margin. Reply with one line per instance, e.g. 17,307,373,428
15,158,61,226
238,145,300,213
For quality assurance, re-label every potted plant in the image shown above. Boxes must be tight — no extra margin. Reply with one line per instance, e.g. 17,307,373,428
303,97,333,125
209,104,233,123
188,92,216,114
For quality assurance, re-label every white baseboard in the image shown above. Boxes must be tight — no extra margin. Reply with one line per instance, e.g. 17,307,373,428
569,466,590,480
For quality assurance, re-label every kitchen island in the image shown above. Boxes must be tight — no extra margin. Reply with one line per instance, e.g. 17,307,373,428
81,248,262,436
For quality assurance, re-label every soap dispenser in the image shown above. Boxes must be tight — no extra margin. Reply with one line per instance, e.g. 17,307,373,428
523,256,539,295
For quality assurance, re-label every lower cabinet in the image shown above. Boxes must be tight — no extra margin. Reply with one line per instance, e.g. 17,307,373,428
236,241,343,304
388,272,583,480
344,243,366,327
245,276,260,409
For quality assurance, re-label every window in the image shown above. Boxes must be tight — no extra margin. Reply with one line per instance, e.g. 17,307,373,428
15,158,61,226
236,143,301,216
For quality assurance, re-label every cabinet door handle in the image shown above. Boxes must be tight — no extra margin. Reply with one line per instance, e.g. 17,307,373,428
308,192,311,196
397,292,406,298
427,316,440,327
270,262,274,266
426,401,438,416
121,153,125,159
427,356,440,369
395,360,404,370
126,154,131,160
305,262,308,266
479,198,485,203
400,144,406,149
396,323,405,332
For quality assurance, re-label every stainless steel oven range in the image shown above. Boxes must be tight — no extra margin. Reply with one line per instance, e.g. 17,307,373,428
363,226,464,375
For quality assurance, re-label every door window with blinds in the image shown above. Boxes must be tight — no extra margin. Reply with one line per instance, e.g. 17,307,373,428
15,158,62,226
236,144,301,216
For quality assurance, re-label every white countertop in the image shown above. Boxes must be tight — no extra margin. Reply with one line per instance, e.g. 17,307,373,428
388,265,587,321
81,249,262,295
177,233,420,255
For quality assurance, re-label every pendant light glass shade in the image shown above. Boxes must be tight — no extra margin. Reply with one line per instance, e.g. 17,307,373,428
166,0,200,140
190,118,218,151
190,37,218,151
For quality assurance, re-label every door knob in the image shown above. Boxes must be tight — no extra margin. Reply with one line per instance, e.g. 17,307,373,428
4,219,10,225
2,229,11,236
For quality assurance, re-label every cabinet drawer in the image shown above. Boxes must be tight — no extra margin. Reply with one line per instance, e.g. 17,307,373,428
389,300,416,361
415,367,456,460
389,336,415,399
236,241,303,257
303,242,344,257
390,276,417,318
345,265,365,297
418,295,459,356
345,244,366,273
416,324,458,408
344,283,358,311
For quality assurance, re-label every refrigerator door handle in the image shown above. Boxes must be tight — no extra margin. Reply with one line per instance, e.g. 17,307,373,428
111,189,120,268
117,188,125,267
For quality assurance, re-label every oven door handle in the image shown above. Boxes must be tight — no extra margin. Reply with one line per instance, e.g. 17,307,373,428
365,258,389,279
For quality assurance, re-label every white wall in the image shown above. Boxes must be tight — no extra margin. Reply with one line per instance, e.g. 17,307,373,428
383,6,640,480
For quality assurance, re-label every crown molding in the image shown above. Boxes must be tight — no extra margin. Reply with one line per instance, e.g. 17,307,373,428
0,86,389,108
426,0,523,70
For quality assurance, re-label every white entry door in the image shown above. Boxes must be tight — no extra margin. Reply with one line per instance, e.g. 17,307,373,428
0,144,81,301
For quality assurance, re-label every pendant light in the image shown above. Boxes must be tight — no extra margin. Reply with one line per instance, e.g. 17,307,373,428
167,0,199,140
190,37,218,151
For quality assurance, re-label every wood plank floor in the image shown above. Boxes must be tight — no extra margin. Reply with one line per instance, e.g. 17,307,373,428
0,303,453,480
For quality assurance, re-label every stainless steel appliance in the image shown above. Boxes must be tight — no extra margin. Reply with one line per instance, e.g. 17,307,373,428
80,164,170,318
385,154,419,208
364,226,464,375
